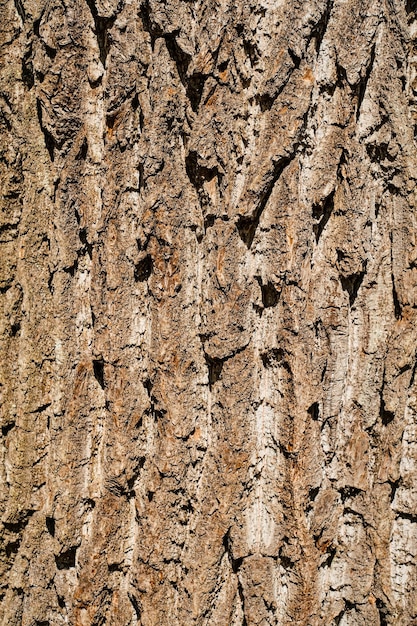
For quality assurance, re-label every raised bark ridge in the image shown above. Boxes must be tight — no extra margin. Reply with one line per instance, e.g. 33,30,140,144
1,0,417,624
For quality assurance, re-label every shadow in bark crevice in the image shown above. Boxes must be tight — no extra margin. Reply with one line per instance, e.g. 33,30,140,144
84,0,115,67
313,191,334,242
237,157,291,248
340,270,365,306
55,547,77,570
36,100,55,161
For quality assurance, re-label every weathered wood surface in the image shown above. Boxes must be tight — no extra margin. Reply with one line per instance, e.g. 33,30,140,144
1,0,417,624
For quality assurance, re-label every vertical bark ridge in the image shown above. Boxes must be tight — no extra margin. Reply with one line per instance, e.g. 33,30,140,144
1,0,417,624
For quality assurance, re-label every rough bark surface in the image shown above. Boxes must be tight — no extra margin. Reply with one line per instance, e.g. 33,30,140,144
1,0,417,624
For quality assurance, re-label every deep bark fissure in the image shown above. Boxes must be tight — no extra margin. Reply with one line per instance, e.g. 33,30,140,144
84,0,116,67
36,99,55,161
2,0,417,623
237,156,292,248
313,190,335,242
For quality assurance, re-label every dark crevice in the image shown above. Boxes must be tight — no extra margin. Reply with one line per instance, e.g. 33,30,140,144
132,93,139,110
397,511,417,523
64,260,78,276
339,486,363,503
319,545,336,568
205,355,223,390
308,402,320,421
257,93,275,112
325,601,348,624
136,234,151,253
139,108,145,134
310,0,334,54
256,47,301,112
48,273,54,294
232,555,244,574
237,156,291,248
204,214,215,232
223,528,243,574
22,45,34,89
223,529,245,621
309,486,320,502
33,17,41,36
376,598,389,626
389,478,400,503
127,460,145,494
92,359,105,389
75,138,88,161
3,511,34,532
165,34,205,112
313,191,334,242
256,278,280,309
335,62,348,87
392,275,401,319
279,545,296,570
366,142,393,164
13,0,25,21
108,562,122,572
0,222,18,237
406,0,417,15
0,108,12,132
279,442,297,460
138,163,144,192
153,408,165,422
288,48,301,69
261,348,287,370
356,43,376,120
44,44,57,60
79,228,93,259
84,0,115,67
30,403,51,414
185,150,218,191
185,150,222,225
410,361,417,389
6,539,21,557
143,378,153,398
36,99,55,161
134,255,152,282
280,554,295,569
46,516,55,537
2,422,15,436
186,73,206,112
380,396,394,426
128,592,142,621
239,587,248,626
139,0,162,48
340,269,365,306
241,38,259,68
55,547,76,570
83,498,96,512
57,596,65,609
106,112,117,131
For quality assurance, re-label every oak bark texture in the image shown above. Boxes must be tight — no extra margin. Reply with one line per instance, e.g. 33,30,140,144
1,0,417,624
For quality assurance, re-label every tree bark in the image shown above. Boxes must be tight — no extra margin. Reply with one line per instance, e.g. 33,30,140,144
1,0,417,624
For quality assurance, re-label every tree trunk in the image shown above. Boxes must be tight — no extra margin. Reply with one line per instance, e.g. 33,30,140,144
1,0,417,624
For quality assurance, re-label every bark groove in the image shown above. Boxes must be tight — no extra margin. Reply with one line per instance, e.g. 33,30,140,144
1,0,417,624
